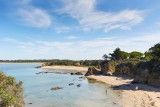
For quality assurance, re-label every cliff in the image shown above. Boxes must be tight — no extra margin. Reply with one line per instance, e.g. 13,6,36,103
85,66,101,76
85,60,160,87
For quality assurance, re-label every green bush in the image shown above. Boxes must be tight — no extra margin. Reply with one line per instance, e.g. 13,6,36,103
0,72,24,107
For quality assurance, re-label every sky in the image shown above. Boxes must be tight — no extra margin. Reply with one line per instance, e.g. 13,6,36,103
0,0,160,60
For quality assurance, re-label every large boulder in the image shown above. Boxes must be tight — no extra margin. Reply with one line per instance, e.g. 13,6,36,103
85,66,101,76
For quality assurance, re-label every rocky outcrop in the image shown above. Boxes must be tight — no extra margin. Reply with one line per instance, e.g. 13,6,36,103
101,60,120,75
148,61,160,87
92,60,160,87
115,61,138,78
85,66,101,76
133,61,153,84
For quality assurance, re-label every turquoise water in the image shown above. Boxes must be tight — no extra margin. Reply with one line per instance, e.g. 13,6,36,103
0,63,122,107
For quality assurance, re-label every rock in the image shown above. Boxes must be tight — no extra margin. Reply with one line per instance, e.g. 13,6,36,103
36,71,68,74
70,73,74,75
51,86,63,90
101,60,120,75
79,76,85,79
70,72,83,75
75,72,83,75
131,80,140,84
77,84,81,87
85,66,101,76
35,66,42,68
148,61,160,88
157,97,160,99
69,83,74,86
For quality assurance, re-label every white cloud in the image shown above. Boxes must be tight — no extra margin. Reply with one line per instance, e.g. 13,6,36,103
35,40,73,48
66,35,78,40
3,38,35,46
2,32,160,59
18,7,52,28
58,0,145,32
54,26,71,33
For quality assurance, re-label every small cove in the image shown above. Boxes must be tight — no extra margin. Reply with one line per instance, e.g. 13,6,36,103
0,63,122,107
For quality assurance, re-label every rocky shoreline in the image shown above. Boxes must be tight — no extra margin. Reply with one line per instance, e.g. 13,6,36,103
84,60,160,107
36,61,160,107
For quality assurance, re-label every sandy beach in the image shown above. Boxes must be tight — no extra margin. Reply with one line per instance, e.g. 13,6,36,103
87,75,160,107
42,65,88,72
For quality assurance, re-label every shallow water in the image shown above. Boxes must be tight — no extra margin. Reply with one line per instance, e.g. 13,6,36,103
0,63,122,107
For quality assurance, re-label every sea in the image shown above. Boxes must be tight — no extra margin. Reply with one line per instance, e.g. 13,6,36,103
0,63,122,107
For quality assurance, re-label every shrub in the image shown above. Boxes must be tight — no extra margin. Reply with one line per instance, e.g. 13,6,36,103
0,72,24,107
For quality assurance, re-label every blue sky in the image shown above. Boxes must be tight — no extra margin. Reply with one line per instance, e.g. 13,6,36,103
0,0,160,60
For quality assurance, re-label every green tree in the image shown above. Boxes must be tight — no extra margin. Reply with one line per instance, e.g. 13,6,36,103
149,43,160,60
144,51,153,61
109,48,121,60
102,54,109,60
109,48,129,60
129,51,143,59
121,51,129,60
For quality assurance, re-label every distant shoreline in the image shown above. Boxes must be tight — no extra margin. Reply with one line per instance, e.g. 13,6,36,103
87,75,160,107
42,65,88,72
0,62,43,64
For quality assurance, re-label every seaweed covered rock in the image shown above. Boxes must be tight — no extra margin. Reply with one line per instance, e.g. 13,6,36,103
0,72,24,107
85,66,101,76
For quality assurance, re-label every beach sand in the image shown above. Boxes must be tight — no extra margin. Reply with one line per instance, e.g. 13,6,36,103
87,75,160,107
41,65,88,72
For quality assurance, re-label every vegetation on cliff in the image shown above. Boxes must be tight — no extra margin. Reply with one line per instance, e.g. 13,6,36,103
86,43,160,87
0,72,24,107
102,43,160,61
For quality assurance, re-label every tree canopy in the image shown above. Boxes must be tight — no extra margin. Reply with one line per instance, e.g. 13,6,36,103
103,48,129,61
129,51,143,59
149,43,160,60
102,43,160,61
